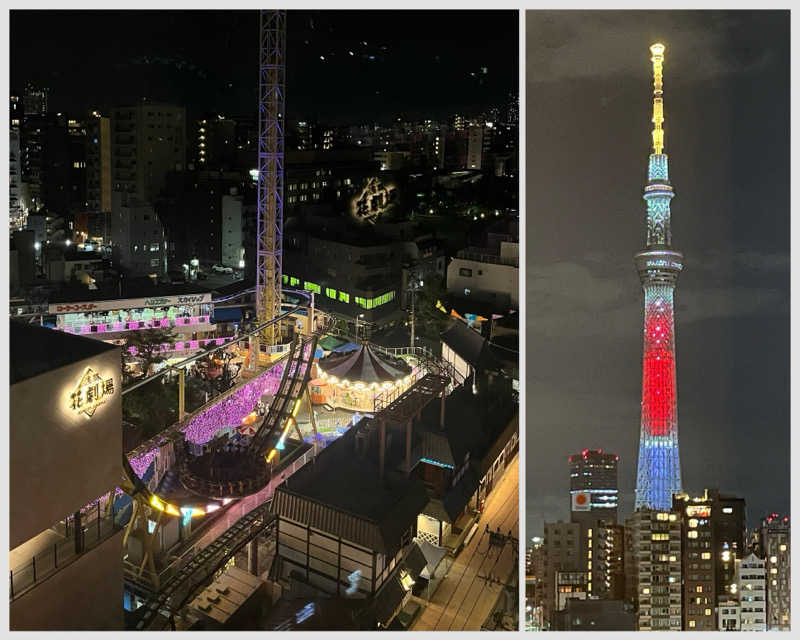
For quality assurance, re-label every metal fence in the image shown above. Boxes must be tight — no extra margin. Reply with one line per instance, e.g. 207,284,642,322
10,505,122,601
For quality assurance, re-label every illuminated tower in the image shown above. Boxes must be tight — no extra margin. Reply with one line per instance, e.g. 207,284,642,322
256,9,286,345
634,43,684,511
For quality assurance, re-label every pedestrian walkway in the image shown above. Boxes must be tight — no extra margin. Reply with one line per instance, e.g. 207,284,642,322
410,455,518,631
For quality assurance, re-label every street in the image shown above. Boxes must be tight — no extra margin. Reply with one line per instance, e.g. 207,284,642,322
411,454,519,631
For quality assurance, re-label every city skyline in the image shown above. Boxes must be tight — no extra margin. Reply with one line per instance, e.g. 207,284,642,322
10,10,518,124
526,11,789,534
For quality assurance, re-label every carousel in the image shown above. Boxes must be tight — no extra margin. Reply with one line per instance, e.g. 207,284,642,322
311,342,414,412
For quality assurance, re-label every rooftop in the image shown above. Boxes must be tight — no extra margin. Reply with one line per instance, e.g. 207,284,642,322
10,321,118,385
48,279,211,304
271,426,428,554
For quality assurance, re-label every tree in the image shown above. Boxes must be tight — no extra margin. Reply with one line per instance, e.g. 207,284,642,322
413,276,452,343
122,326,178,383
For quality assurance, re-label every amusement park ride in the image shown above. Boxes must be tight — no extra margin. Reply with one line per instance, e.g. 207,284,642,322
114,11,329,617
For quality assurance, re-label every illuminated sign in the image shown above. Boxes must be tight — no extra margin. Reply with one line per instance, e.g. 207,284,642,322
49,293,212,314
70,368,115,417
686,505,711,518
54,303,99,313
351,177,396,224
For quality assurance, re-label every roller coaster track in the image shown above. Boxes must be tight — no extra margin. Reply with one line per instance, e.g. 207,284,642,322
118,288,317,515
134,502,276,631
176,332,319,500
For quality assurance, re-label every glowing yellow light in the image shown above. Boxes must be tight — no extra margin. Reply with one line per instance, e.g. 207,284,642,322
165,503,181,517
292,398,302,417
69,367,115,418
267,449,277,462
649,42,666,154
150,495,165,511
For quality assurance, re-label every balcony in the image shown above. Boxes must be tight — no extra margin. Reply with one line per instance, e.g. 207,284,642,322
10,505,122,602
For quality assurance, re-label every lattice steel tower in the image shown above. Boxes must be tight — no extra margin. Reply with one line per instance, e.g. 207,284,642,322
256,9,286,345
634,43,684,511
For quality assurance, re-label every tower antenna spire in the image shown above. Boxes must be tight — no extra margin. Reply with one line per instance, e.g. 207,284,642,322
650,43,665,154
634,42,683,512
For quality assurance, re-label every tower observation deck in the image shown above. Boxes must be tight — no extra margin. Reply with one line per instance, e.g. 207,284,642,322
634,43,683,511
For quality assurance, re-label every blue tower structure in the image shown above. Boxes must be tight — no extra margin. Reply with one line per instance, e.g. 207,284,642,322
634,43,684,511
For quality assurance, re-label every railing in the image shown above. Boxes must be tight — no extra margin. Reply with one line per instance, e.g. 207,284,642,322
10,505,122,602
135,504,277,630
456,249,518,267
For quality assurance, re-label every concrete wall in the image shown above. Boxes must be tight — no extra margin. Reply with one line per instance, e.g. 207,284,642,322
447,257,519,308
221,194,243,268
10,346,121,549
10,530,123,630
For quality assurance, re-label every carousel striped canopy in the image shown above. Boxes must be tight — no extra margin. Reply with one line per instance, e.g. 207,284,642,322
317,343,412,384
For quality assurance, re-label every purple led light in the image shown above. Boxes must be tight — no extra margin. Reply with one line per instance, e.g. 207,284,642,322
126,336,236,356
129,447,158,477
180,364,285,444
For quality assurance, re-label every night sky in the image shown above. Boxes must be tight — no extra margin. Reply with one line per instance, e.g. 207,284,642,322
10,10,518,123
526,11,789,536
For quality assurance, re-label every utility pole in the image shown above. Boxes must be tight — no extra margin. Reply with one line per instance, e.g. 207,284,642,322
410,284,415,349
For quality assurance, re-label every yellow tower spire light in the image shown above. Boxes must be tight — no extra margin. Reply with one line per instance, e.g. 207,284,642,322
650,42,666,154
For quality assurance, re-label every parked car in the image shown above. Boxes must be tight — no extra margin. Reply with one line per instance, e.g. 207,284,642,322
212,264,234,274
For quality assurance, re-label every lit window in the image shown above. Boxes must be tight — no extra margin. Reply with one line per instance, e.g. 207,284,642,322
780,544,787,551
303,281,321,294
689,621,696,628
688,531,698,539
770,556,778,563
688,519,698,528
696,586,703,593
399,570,414,592
705,609,712,616
668,514,677,521
338,291,350,303
325,287,337,299
657,513,669,521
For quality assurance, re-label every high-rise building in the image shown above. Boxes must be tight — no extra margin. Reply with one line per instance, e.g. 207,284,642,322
672,489,746,630
466,124,484,169
569,449,619,524
634,43,683,512
759,513,790,630
111,103,186,204
193,115,237,170
624,509,682,631
109,195,167,277
595,521,626,600
567,450,620,602
526,536,545,631
542,521,582,629
86,113,112,232
737,552,767,631
23,82,48,116
10,95,24,231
